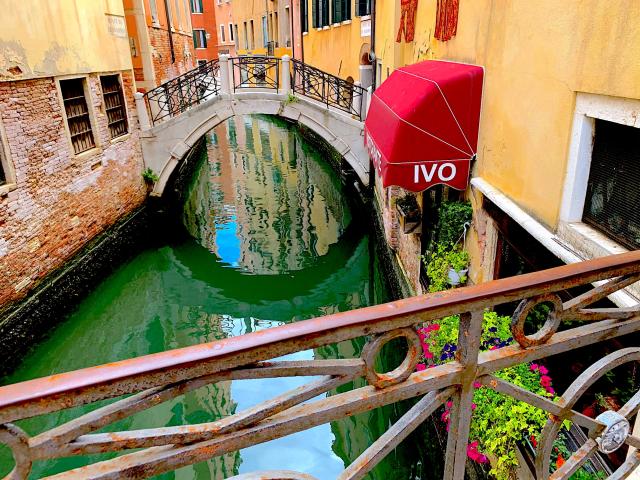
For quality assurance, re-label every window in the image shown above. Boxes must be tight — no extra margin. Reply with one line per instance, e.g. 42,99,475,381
250,20,255,49
582,119,640,249
0,142,7,186
332,0,351,23
356,0,370,16
243,22,249,49
193,29,207,48
149,0,159,23
229,23,234,42
262,16,268,47
274,12,279,42
312,0,330,28
60,78,95,154
100,75,128,140
190,0,203,13
220,24,226,42
234,24,239,48
301,0,309,33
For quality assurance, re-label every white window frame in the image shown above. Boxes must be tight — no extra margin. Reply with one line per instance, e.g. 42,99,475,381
190,0,203,14
219,24,226,43
558,92,640,259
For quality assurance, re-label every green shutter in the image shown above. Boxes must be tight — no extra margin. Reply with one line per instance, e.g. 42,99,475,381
312,0,318,28
192,31,197,49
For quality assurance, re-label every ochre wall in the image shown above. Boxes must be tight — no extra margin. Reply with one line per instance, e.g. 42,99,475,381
0,1,132,81
301,0,370,80
375,0,640,230
233,0,292,57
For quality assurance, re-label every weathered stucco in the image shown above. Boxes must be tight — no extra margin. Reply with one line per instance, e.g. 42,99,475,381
375,0,640,230
0,1,133,80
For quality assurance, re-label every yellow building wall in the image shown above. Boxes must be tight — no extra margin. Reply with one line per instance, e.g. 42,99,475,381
302,0,370,80
0,0,133,80
374,0,640,230
234,0,293,57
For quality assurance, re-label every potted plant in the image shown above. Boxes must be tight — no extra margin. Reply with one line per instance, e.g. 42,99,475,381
424,245,469,292
142,167,159,194
396,193,422,234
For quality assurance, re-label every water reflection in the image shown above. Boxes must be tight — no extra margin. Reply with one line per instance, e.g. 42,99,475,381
0,115,423,479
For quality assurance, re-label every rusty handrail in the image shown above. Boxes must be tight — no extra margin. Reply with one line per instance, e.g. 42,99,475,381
1,250,638,414
1,250,640,479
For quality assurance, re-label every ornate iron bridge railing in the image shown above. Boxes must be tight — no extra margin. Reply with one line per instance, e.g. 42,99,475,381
231,55,280,92
142,56,367,127
2,251,640,479
292,59,366,120
143,58,220,126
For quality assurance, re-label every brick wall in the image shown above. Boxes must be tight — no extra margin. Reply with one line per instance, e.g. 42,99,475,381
148,28,196,85
375,176,423,294
0,70,146,305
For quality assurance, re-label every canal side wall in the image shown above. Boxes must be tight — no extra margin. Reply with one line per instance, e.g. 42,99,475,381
0,70,147,307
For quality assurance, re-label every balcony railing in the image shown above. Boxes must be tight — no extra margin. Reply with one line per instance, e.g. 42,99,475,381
2,251,639,479
142,56,368,127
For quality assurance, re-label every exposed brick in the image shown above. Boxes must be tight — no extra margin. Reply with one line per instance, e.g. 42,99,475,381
0,71,146,305
148,28,196,85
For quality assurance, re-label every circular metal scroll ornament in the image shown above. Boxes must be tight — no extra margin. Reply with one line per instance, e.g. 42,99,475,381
361,328,422,389
594,410,630,454
0,423,31,480
510,293,563,348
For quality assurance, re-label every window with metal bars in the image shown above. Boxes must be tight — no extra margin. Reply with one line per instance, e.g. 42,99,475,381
100,75,128,140
583,119,640,249
356,0,370,16
60,78,95,154
312,0,330,28
332,0,351,23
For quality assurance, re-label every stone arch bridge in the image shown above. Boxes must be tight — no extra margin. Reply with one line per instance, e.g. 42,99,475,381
134,55,371,196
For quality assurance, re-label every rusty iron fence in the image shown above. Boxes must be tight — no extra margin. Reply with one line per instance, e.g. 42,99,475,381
144,58,221,126
2,251,640,479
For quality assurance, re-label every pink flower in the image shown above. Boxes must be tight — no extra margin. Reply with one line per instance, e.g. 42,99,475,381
473,381,482,388
538,366,549,375
545,387,555,395
471,403,477,410
416,363,426,371
430,324,441,331
446,401,453,408
540,375,552,387
530,364,539,371
424,351,434,359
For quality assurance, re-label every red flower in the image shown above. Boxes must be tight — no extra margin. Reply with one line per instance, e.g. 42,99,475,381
416,363,426,371
540,375,552,387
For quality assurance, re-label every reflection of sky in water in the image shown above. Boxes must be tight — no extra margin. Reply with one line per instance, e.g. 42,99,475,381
232,350,345,477
215,214,241,267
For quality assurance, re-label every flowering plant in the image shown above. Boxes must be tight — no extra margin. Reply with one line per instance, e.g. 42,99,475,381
416,312,559,479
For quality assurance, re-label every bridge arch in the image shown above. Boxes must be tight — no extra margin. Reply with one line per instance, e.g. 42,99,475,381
140,90,370,197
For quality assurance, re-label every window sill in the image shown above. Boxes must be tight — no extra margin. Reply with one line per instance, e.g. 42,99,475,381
341,20,352,25
557,221,629,259
110,132,131,145
322,26,330,31
72,147,101,164
331,23,341,27
302,31,308,36
359,15,371,21
0,183,17,197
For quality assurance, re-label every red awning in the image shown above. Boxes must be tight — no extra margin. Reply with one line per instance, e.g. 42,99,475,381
364,60,484,192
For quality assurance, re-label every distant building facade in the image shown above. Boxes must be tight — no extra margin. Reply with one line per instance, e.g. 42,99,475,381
214,0,237,57
0,0,146,305
123,0,196,90
234,0,293,58
190,0,220,64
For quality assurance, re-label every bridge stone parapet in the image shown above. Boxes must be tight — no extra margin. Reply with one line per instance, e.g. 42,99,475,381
136,55,370,197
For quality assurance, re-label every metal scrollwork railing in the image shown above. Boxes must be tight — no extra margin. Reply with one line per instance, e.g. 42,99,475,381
2,251,640,479
292,59,366,120
231,56,280,92
143,59,220,126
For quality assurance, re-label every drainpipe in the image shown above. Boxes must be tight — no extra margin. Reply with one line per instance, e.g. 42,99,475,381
300,0,305,62
370,0,376,91
163,0,176,63
290,1,295,59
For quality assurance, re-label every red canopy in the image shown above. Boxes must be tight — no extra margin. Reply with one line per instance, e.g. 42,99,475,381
364,60,484,192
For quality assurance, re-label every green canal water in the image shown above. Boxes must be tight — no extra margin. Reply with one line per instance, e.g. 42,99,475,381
0,115,428,479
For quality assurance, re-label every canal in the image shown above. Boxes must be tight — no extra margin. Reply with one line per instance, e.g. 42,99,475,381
0,115,428,479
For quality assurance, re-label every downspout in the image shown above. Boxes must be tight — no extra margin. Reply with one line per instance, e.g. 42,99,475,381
300,0,305,62
290,0,295,59
370,0,376,91
163,0,176,63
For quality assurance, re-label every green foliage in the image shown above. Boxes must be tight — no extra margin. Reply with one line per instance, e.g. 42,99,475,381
142,167,159,184
396,193,420,215
424,244,469,292
284,92,299,105
429,313,554,479
435,201,473,247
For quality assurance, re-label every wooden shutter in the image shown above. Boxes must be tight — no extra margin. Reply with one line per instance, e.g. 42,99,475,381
60,78,95,154
100,75,128,139
333,0,343,23
357,0,370,16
